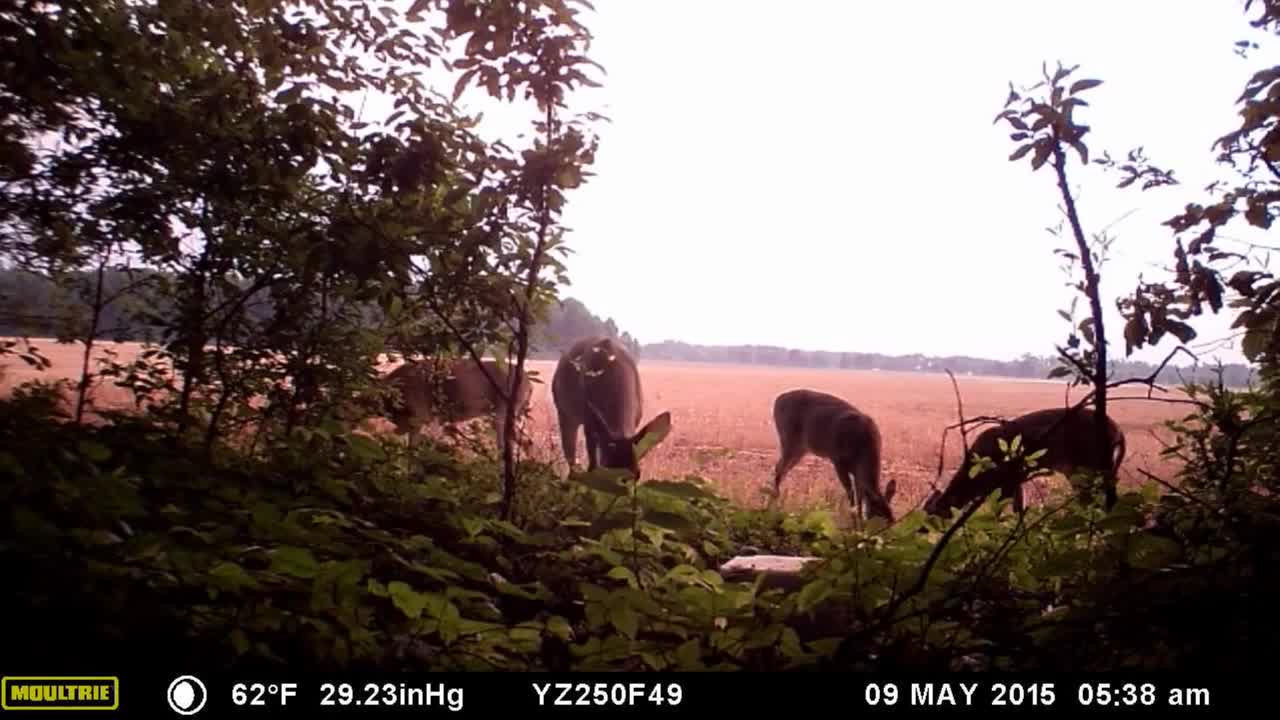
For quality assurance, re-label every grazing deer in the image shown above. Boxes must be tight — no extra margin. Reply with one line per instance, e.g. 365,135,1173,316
771,389,897,522
551,336,672,479
923,405,1127,519
381,356,533,454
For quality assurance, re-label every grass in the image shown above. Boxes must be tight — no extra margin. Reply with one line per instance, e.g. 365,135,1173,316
1,338,1189,520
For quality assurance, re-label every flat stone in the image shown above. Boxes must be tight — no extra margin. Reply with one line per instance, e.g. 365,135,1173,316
718,554,822,592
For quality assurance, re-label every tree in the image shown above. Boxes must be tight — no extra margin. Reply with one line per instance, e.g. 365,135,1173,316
1113,0,1280,383
0,0,604,510
994,63,1122,509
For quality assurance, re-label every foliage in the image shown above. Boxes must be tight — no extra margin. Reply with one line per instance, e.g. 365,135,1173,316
5,388,1279,672
994,61,1120,508
1106,0,1280,376
3,0,1280,677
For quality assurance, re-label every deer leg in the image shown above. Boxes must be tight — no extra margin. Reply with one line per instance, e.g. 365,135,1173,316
557,415,580,472
584,428,600,471
1012,481,1025,514
393,413,419,449
771,443,807,502
834,458,863,520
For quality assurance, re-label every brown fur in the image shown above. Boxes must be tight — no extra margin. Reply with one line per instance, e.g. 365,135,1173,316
382,357,533,453
924,405,1127,518
771,388,896,522
551,336,671,478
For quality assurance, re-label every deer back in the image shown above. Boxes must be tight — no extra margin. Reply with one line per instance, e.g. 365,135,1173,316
927,405,1125,516
967,406,1123,476
447,358,532,417
387,357,529,423
775,389,875,460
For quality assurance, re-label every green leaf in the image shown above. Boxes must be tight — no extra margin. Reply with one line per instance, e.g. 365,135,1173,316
437,600,462,644
1009,143,1035,162
546,615,574,642
251,502,282,529
388,581,428,619
779,627,807,659
493,576,542,599
644,479,717,500
1242,327,1269,362
580,583,609,604
609,604,639,639
270,546,319,579
230,629,250,656
1069,78,1103,94
76,440,111,462
344,433,385,462
807,637,843,657
796,579,831,613
606,566,638,587
1031,142,1052,170
632,412,672,460
1165,320,1196,343
674,638,702,668
1126,534,1182,570
1037,547,1093,577
640,652,667,670
573,468,631,496
643,510,696,532
208,561,261,593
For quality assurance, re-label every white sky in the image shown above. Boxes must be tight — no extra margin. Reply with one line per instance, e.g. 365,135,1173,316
416,0,1280,367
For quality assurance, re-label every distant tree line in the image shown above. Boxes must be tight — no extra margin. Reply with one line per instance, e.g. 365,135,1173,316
0,267,1250,386
0,268,637,359
639,340,1256,388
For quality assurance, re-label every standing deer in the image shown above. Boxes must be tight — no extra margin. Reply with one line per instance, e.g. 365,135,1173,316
923,405,1127,519
381,356,534,454
771,389,897,523
551,336,672,479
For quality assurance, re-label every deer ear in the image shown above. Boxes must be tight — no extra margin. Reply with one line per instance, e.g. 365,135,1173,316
630,411,672,460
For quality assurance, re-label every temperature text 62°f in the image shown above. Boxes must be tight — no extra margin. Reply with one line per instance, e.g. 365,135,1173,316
232,683,299,707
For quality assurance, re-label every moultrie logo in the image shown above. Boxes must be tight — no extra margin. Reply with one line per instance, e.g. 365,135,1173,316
1,676,119,711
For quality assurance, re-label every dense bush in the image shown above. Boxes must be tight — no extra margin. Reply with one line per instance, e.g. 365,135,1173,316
4,371,1279,672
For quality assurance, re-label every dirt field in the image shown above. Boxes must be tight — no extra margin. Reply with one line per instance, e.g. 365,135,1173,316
1,340,1190,518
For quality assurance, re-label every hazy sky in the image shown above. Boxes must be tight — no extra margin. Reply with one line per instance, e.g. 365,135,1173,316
419,1,1279,367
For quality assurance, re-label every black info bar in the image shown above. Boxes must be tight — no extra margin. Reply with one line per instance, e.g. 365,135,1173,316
0,672,1248,716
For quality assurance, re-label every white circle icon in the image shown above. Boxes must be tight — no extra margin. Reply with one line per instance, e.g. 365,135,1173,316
167,675,208,716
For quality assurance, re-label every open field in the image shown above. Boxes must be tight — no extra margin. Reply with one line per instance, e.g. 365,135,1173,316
2,340,1190,518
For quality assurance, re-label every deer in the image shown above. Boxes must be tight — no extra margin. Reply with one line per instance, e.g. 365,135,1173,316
380,355,534,455
923,405,1127,519
770,389,897,523
550,336,672,480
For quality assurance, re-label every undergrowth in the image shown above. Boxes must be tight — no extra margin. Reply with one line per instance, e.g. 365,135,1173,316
4,375,1278,672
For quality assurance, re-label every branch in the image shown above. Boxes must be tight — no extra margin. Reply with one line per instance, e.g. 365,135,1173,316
881,490,988,623
933,370,977,485
1075,344,1204,410
1136,467,1218,515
